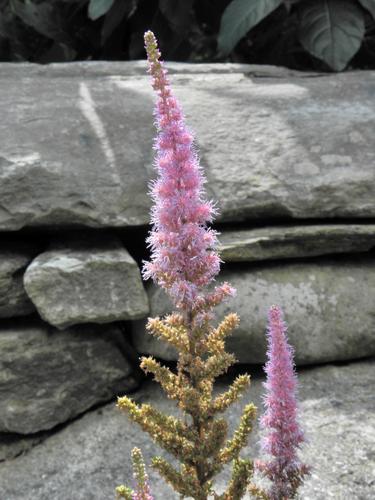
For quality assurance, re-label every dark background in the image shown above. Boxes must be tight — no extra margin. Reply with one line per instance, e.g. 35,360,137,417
1,0,375,71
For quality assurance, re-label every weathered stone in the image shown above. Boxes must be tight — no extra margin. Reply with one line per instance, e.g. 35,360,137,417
0,63,154,230
133,258,375,364
1,63,375,230
0,359,373,499
24,238,149,329
218,224,375,262
0,319,138,434
0,241,39,317
0,433,44,462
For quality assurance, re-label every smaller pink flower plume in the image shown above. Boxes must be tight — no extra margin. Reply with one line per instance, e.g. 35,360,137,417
142,31,232,310
257,305,309,499
131,448,154,500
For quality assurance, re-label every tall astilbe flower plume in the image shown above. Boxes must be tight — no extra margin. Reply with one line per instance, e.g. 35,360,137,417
256,305,309,499
142,31,234,310
117,31,258,500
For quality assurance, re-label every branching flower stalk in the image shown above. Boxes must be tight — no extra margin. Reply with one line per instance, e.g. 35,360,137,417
117,31,258,499
254,305,310,499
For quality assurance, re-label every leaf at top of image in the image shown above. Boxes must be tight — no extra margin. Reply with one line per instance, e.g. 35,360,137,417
298,0,365,71
217,0,284,56
88,0,115,21
10,0,71,43
159,0,194,32
358,0,375,19
101,0,137,44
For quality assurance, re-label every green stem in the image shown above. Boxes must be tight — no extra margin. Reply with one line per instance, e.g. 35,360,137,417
185,309,209,500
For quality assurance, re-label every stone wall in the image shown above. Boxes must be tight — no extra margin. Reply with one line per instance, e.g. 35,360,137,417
1,62,375,498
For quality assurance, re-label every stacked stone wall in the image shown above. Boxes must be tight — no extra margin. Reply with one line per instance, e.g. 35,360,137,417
0,62,374,498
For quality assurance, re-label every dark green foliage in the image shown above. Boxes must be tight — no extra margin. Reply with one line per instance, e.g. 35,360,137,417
217,0,283,56
298,0,365,71
88,0,115,21
0,0,375,70
218,0,375,71
359,0,375,18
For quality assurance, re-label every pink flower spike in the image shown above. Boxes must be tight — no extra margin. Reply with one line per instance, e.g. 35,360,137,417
142,31,228,310
257,305,310,499
131,448,154,500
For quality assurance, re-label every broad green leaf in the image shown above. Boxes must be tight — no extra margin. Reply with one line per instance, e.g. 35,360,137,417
88,0,115,21
298,0,365,71
218,0,283,55
358,0,375,19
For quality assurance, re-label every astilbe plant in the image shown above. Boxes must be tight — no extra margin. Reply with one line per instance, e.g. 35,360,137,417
116,30,260,499
253,305,310,499
116,31,310,500
116,447,154,500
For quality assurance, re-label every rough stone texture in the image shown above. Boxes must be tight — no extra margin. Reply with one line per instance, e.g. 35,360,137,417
218,224,375,262
0,359,373,499
0,241,39,317
133,258,375,365
0,319,138,434
0,433,44,462
23,238,149,329
1,62,375,230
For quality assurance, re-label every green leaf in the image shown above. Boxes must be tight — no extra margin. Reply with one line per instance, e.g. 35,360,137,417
159,0,194,32
10,0,71,43
298,0,365,71
0,4,15,39
358,0,375,19
218,0,283,55
101,0,137,43
88,0,115,20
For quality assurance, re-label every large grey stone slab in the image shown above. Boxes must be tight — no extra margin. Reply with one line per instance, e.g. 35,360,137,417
133,258,375,365
1,63,375,230
218,224,375,262
0,359,373,499
0,319,137,434
0,241,38,317
23,238,149,329
0,64,155,230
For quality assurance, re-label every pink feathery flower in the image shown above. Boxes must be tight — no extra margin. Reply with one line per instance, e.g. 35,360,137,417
131,448,154,500
142,31,233,310
257,305,309,499
132,485,153,500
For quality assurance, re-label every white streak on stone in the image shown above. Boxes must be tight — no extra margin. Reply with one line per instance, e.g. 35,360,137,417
321,154,353,166
11,152,41,164
28,256,83,272
79,82,116,168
